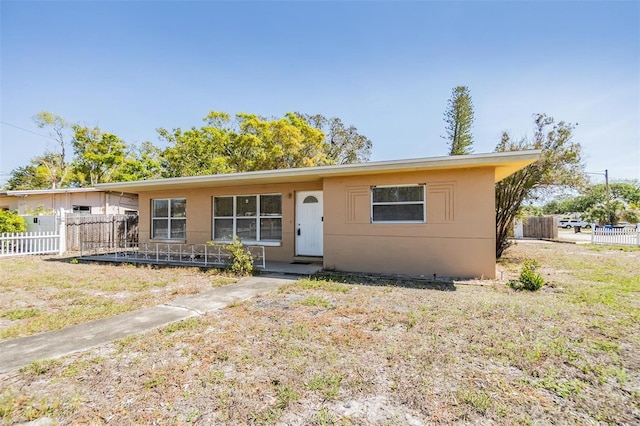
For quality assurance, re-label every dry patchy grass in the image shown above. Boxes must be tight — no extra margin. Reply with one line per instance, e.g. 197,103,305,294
0,256,236,339
1,242,639,424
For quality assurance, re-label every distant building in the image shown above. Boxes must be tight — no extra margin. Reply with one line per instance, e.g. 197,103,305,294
0,188,138,215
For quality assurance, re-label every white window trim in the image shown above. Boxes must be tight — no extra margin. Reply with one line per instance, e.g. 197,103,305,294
370,184,426,224
151,198,187,240
212,194,283,244
211,239,281,247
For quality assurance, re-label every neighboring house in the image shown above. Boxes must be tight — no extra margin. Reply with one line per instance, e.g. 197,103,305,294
96,150,540,279
0,188,138,215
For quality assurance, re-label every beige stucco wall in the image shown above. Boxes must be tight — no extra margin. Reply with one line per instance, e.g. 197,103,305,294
136,167,496,278
0,196,18,211
322,167,497,279
137,181,322,262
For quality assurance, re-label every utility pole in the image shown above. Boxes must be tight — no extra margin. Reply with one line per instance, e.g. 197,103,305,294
604,169,613,225
586,169,613,226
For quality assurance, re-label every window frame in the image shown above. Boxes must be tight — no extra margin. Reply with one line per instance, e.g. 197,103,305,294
370,184,426,224
151,197,187,241
72,205,91,214
212,194,283,246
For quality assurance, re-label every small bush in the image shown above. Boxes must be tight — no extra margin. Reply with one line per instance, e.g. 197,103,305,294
508,259,545,291
0,210,26,234
209,237,254,276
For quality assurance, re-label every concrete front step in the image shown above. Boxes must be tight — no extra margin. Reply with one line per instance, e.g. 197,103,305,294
292,255,323,264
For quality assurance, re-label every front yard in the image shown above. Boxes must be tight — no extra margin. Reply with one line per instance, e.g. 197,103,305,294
1,241,639,424
0,258,236,340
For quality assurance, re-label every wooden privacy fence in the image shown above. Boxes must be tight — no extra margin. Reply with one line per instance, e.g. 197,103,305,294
1,213,138,256
65,214,138,251
514,216,558,240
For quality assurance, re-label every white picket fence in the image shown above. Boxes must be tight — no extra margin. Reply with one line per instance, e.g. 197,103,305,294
0,231,63,256
0,209,67,257
592,228,640,246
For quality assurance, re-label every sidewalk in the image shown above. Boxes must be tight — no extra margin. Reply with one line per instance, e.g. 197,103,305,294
0,275,297,373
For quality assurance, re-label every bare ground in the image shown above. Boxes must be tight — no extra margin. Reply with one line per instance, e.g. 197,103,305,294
1,241,639,425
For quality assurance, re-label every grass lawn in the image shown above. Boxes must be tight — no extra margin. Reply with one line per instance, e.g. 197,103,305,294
1,242,639,424
0,257,236,340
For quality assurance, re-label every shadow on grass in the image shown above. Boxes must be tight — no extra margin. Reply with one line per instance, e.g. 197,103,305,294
309,271,456,292
45,256,457,291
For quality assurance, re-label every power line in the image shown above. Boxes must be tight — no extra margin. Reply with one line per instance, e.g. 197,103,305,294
0,121,57,141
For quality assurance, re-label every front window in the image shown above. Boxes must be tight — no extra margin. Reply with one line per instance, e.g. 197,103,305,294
371,185,425,223
213,194,282,243
72,205,91,214
152,198,186,239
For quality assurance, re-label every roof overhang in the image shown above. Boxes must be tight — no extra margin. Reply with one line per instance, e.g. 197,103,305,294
95,150,541,193
0,188,139,197
1,188,100,197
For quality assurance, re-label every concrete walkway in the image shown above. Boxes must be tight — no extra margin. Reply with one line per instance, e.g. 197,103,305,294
0,275,297,373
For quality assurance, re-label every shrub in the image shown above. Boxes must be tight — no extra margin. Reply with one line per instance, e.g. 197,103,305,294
0,210,26,234
508,259,545,291
209,237,254,276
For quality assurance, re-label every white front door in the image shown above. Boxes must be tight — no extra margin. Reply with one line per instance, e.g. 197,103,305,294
296,191,323,256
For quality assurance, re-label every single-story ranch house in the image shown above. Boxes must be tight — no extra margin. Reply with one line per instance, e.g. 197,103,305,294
96,150,540,279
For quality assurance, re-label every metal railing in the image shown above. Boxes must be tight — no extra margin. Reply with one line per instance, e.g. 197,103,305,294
0,231,62,257
592,228,640,246
80,240,266,268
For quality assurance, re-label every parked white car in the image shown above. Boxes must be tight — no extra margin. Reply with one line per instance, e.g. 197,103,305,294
558,218,591,229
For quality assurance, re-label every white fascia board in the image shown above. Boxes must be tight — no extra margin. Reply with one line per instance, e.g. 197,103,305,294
95,150,542,192
5,188,99,196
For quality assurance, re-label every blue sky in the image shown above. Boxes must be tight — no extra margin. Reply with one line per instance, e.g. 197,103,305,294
1,0,639,186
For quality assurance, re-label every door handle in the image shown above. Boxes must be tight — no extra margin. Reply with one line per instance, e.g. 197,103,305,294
297,228,301,236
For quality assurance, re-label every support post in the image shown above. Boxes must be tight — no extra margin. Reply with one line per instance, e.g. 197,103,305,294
58,208,66,255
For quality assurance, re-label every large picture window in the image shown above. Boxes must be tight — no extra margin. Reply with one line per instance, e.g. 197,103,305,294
213,194,282,243
371,185,425,223
152,198,186,239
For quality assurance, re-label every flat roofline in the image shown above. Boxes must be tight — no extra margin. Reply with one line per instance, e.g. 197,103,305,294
0,188,138,196
95,150,541,193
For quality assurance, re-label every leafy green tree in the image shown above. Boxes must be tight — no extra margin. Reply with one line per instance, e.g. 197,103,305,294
495,114,585,258
6,164,50,190
113,141,163,182
234,112,329,170
0,210,27,233
159,111,332,177
543,181,640,225
443,86,474,155
5,152,67,190
583,199,639,226
33,111,70,188
297,113,372,164
70,125,127,186
542,197,592,215
159,112,237,177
